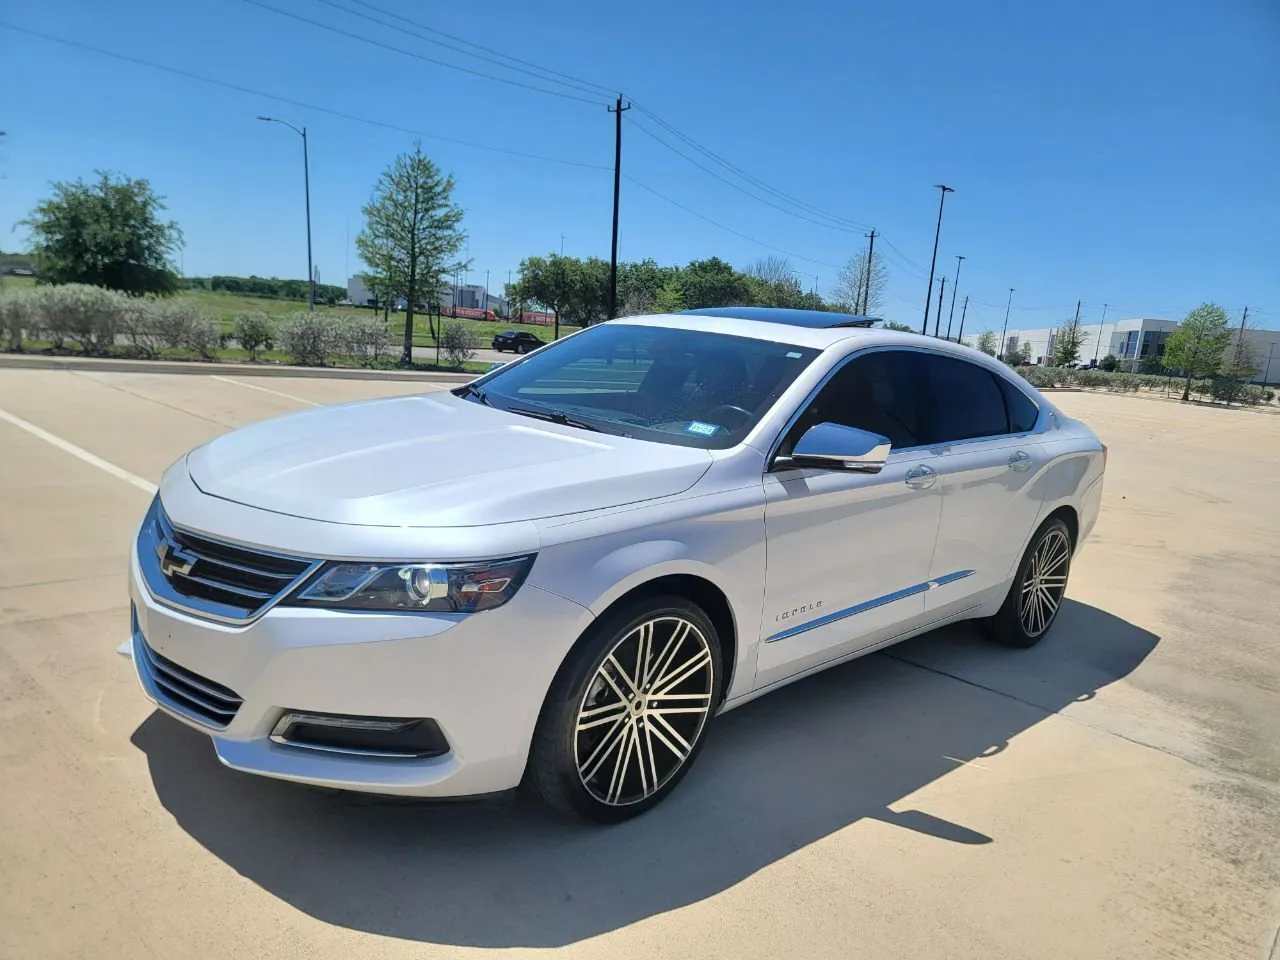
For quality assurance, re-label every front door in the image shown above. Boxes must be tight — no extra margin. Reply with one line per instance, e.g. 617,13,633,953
756,350,942,689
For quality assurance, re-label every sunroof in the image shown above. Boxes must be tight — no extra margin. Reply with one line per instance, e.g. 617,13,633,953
679,307,878,328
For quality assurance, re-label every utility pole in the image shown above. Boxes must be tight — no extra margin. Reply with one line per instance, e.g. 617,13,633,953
1093,303,1109,364
957,295,969,343
484,269,490,314
607,95,631,320
921,184,954,333
860,229,877,314
999,288,1015,361
257,116,314,310
1263,342,1274,386
934,276,947,338
946,254,965,340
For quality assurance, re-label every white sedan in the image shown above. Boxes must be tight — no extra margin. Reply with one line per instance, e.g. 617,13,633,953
128,307,1105,822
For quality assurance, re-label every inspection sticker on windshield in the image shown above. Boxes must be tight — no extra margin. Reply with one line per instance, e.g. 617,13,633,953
685,421,719,436
786,351,803,358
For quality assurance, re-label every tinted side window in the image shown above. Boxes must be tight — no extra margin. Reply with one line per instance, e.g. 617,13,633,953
919,354,1009,443
997,376,1039,433
783,350,924,451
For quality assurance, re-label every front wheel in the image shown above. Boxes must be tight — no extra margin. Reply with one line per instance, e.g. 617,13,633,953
526,596,723,822
983,518,1073,648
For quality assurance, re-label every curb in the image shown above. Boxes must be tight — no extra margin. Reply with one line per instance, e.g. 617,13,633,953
0,353,475,383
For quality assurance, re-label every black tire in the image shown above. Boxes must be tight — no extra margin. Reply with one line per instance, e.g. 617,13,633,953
983,517,1073,648
526,595,724,823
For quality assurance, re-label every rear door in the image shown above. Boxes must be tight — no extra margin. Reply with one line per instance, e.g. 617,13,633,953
915,354,1047,611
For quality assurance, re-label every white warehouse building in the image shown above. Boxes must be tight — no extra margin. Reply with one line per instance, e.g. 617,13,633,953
1003,317,1279,384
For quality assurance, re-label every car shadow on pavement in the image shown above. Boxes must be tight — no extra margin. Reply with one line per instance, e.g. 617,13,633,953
131,599,1157,948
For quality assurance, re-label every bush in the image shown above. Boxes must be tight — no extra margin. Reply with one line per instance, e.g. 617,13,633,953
332,314,391,366
279,312,337,366
1074,369,1109,389
148,301,220,359
1098,354,1119,372
30,283,131,355
1264,389,1276,404
232,311,275,360
0,290,38,349
117,299,165,358
1238,385,1265,406
1104,373,1141,392
440,322,478,369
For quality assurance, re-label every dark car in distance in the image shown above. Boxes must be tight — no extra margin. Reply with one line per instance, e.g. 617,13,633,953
492,330,544,354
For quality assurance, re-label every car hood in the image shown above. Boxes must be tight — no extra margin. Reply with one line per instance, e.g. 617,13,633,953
186,392,713,527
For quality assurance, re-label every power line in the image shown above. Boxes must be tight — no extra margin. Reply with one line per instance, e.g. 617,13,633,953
623,176,841,269
237,0,608,106
321,0,618,99
626,116,868,237
0,22,613,171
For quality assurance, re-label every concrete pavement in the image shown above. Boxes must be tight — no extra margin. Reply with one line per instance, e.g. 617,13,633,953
1,370,1277,959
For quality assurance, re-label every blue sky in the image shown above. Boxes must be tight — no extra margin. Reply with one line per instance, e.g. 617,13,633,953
2,0,1278,334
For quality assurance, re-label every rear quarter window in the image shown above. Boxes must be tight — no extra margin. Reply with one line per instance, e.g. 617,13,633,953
997,376,1039,433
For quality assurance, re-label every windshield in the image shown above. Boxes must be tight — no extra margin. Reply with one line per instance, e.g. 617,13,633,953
459,323,820,448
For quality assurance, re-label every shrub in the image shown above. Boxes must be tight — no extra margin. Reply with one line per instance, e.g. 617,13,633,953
332,314,391,365
1264,389,1276,404
1074,369,1109,389
1098,354,1119,372
118,300,165,358
440,322,478,369
148,301,220,359
0,290,38,349
232,311,275,360
1238,385,1265,406
279,311,337,366
29,283,130,354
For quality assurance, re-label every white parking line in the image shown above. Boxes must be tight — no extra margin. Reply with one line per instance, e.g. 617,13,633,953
0,406,157,494
210,375,319,406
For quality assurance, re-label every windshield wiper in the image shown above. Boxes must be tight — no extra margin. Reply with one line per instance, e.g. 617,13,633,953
505,405,608,433
458,383,491,406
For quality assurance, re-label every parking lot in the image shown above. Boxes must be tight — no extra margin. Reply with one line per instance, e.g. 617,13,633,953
1,367,1278,960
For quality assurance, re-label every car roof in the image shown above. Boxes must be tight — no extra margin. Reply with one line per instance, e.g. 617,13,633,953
680,306,877,329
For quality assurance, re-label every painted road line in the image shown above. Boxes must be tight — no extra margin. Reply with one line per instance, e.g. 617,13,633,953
0,406,157,494
210,375,320,406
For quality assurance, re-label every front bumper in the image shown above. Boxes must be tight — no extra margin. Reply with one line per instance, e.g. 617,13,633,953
128,543,593,797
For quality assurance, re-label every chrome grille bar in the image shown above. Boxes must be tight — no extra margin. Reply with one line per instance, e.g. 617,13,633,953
134,629,243,729
138,497,321,624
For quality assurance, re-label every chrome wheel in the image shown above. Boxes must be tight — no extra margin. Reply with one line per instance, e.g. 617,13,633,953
573,615,715,807
1019,528,1071,638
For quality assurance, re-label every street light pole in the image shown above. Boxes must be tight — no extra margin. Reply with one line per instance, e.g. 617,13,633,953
946,254,965,340
999,288,1014,360
921,184,954,334
258,116,314,310
1093,303,1109,364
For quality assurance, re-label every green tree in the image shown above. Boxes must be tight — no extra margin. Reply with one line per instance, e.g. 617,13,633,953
356,142,467,364
975,330,998,356
511,253,577,338
652,276,686,313
1138,352,1164,375
1219,318,1260,385
617,258,676,315
1099,353,1119,372
1018,341,1033,364
883,320,916,333
1163,303,1233,401
680,257,750,309
21,171,182,296
1053,312,1087,366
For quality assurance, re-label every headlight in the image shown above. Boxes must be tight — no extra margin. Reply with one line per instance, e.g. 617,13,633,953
289,555,536,613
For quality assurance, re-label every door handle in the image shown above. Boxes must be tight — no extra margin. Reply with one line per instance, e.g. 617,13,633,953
1008,450,1032,472
904,464,937,489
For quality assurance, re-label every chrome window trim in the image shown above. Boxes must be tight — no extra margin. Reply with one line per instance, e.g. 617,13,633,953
765,343,1046,469
138,498,323,626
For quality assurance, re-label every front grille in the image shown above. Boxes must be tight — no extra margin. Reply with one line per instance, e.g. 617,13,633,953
136,633,243,729
138,499,318,623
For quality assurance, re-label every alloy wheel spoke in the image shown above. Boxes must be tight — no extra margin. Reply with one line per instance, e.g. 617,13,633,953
646,713,690,762
651,647,712,697
576,701,629,731
635,621,654,690
644,621,691,694
606,721,637,804
580,716,628,782
606,653,641,700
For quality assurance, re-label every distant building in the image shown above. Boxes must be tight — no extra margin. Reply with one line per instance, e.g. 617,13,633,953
1005,317,1279,383
345,276,508,315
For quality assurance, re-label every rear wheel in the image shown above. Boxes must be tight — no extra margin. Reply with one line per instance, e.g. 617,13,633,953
984,518,1072,648
527,596,723,822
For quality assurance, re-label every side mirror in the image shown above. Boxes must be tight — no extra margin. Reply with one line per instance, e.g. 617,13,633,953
781,422,892,473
